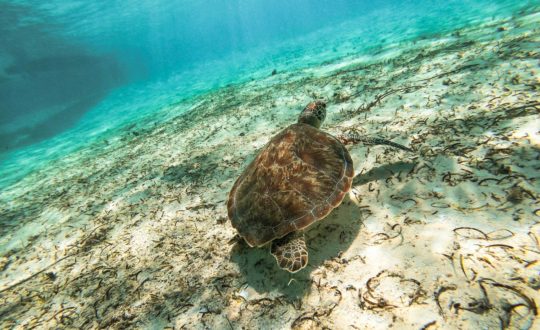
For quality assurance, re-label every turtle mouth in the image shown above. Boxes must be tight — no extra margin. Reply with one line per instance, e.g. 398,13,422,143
314,99,326,107
307,100,327,111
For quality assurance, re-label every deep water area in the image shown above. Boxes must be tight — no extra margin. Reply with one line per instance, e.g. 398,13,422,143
1,1,539,329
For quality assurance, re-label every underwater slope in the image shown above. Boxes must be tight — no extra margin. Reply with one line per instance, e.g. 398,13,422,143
0,2,127,150
0,4,539,330
0,0,532,190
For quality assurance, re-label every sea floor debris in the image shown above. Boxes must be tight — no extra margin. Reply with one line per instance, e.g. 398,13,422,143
1,8,540,330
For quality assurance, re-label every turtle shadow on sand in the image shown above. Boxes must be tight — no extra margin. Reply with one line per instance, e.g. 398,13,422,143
229,160,417,299
352,160,417,186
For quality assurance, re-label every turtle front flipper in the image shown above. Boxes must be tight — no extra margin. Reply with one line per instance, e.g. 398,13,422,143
339,130,413,152
271,233,308,273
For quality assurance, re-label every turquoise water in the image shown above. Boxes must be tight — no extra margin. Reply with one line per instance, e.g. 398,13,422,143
0,0,534,189
1,1,540,328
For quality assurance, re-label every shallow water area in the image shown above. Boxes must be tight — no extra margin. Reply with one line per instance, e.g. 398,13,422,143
1,1,540,329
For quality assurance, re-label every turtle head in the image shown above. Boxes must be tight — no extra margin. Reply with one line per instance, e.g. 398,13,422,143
298,100,326,128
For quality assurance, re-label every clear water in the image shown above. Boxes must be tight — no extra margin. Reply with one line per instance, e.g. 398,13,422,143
0,0,533,189
1,1,540,328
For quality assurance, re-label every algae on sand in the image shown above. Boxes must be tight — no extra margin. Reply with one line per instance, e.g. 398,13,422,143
1,6,540,330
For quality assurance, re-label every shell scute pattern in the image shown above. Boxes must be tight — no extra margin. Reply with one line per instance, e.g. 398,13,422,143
228,123,353,247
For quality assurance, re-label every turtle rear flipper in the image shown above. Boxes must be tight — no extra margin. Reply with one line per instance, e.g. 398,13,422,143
339,130,413,152
359,136,413,152
271,233,308,273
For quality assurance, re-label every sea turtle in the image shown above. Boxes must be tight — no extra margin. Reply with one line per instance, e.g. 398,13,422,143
227,100,412,273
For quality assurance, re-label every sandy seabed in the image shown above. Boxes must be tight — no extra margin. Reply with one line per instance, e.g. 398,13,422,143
1,8,539,330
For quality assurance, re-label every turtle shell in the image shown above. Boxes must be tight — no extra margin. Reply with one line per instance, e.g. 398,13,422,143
227,123,354,247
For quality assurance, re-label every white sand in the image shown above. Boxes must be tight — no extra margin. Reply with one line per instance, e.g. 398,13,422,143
0,8,539,330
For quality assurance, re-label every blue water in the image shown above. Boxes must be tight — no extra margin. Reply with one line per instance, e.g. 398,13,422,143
0,0,535,189
1,2,540,328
